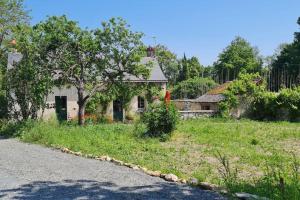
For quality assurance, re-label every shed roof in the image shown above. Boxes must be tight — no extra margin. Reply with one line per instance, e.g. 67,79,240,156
206,81,232,95
195,82,230,103
196,94,225,103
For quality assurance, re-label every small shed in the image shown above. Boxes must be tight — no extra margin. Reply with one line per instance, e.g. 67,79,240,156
195,94,225,111
172,82,232,119
194,82,231,111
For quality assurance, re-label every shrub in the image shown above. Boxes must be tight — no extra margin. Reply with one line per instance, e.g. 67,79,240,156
250,91,278,120
249,86,300,121
172,77,218,99
215,151,238,190
218,73,300,121
277,87,300,121
218,73,265,117
0,119,36,137
142,102,179,139
250,138,259,145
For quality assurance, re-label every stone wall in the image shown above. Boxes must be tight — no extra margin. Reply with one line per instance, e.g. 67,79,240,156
172,100,218,119
172,100,219,111
179,110,216,120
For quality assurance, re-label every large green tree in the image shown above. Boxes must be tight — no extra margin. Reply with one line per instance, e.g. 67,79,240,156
154,44,179,85
0,0,29,118
7,25,54,120
0,0,29,48
214,36,263,84
178,54,190,81
172,77,217,99
188,56,204,78
38,16,150,125
270,17,300,91
178,54,203,82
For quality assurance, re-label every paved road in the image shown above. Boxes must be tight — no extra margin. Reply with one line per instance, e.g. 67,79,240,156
0,138,225,200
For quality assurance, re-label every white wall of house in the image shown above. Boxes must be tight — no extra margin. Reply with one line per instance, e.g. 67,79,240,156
22,81,167,122
42,86,79,120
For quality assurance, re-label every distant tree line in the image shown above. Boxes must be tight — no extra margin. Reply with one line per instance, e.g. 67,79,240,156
155,17,300,97
266,18,300,91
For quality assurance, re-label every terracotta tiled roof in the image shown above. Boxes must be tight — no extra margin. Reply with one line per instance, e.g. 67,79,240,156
195,82,231,103
206,81,232,95
196,94,225,103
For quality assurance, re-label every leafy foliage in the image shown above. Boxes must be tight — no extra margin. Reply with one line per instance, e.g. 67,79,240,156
0,0,29,119
220,73,300,121
250,87,300,121
214,37,263,84
178,54,204,82
218,73,265,117
154,45,180,85
172,77,218,99
0,0,29,45
270,17,300,91
145,83,164,103
249,91,278,120
142,102,179,139
7,25,54,120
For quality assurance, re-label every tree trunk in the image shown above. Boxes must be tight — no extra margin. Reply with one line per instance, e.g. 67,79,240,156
78,102,85,126
77,82,86,126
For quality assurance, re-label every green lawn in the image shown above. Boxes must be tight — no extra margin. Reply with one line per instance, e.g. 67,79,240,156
7,118,300,199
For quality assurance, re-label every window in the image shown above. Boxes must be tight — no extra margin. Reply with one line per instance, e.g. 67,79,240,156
203,106,210,110
138,96,145,109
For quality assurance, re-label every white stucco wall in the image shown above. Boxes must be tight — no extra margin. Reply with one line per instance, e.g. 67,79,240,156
41,86,79,120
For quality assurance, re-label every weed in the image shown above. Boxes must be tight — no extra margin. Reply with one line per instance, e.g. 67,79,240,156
250,138,259,145
215,151,238,190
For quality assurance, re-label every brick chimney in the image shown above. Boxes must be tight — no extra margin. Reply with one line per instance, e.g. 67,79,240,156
146,46,155,57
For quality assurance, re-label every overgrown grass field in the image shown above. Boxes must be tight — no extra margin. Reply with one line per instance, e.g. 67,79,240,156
4,118,300,199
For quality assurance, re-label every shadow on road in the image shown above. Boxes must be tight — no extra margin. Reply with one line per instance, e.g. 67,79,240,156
0,179,225,200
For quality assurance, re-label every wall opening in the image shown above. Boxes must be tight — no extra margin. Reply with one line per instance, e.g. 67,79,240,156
55,96,67,121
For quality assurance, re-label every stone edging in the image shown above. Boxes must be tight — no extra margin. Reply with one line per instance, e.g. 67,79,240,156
53,146,228,194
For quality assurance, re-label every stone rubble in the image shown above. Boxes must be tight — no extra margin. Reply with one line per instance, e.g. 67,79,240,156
164,174,179,182
57,146,232,197
235,192,269,200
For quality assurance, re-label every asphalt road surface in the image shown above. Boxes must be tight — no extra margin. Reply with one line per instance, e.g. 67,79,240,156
0,138,225,200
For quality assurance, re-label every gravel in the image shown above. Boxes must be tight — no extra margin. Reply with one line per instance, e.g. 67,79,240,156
0,138,226,200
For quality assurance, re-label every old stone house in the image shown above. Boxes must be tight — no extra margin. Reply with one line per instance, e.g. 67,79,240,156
172,82,231,119
8,47,168,122
194,82,231,111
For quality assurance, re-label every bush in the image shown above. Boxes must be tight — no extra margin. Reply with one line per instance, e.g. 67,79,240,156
277,87,300,121
219,73,265,117
142,102,179,139
250,87,300,121
0,119,36,137
250,91,278,120
220,73,300,121
172,77,218,99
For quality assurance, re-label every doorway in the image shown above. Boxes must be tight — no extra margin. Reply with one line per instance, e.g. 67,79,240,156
113,99,123,122
55,96,67,121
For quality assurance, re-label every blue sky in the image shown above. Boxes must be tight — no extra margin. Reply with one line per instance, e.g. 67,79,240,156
24,0,300,66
